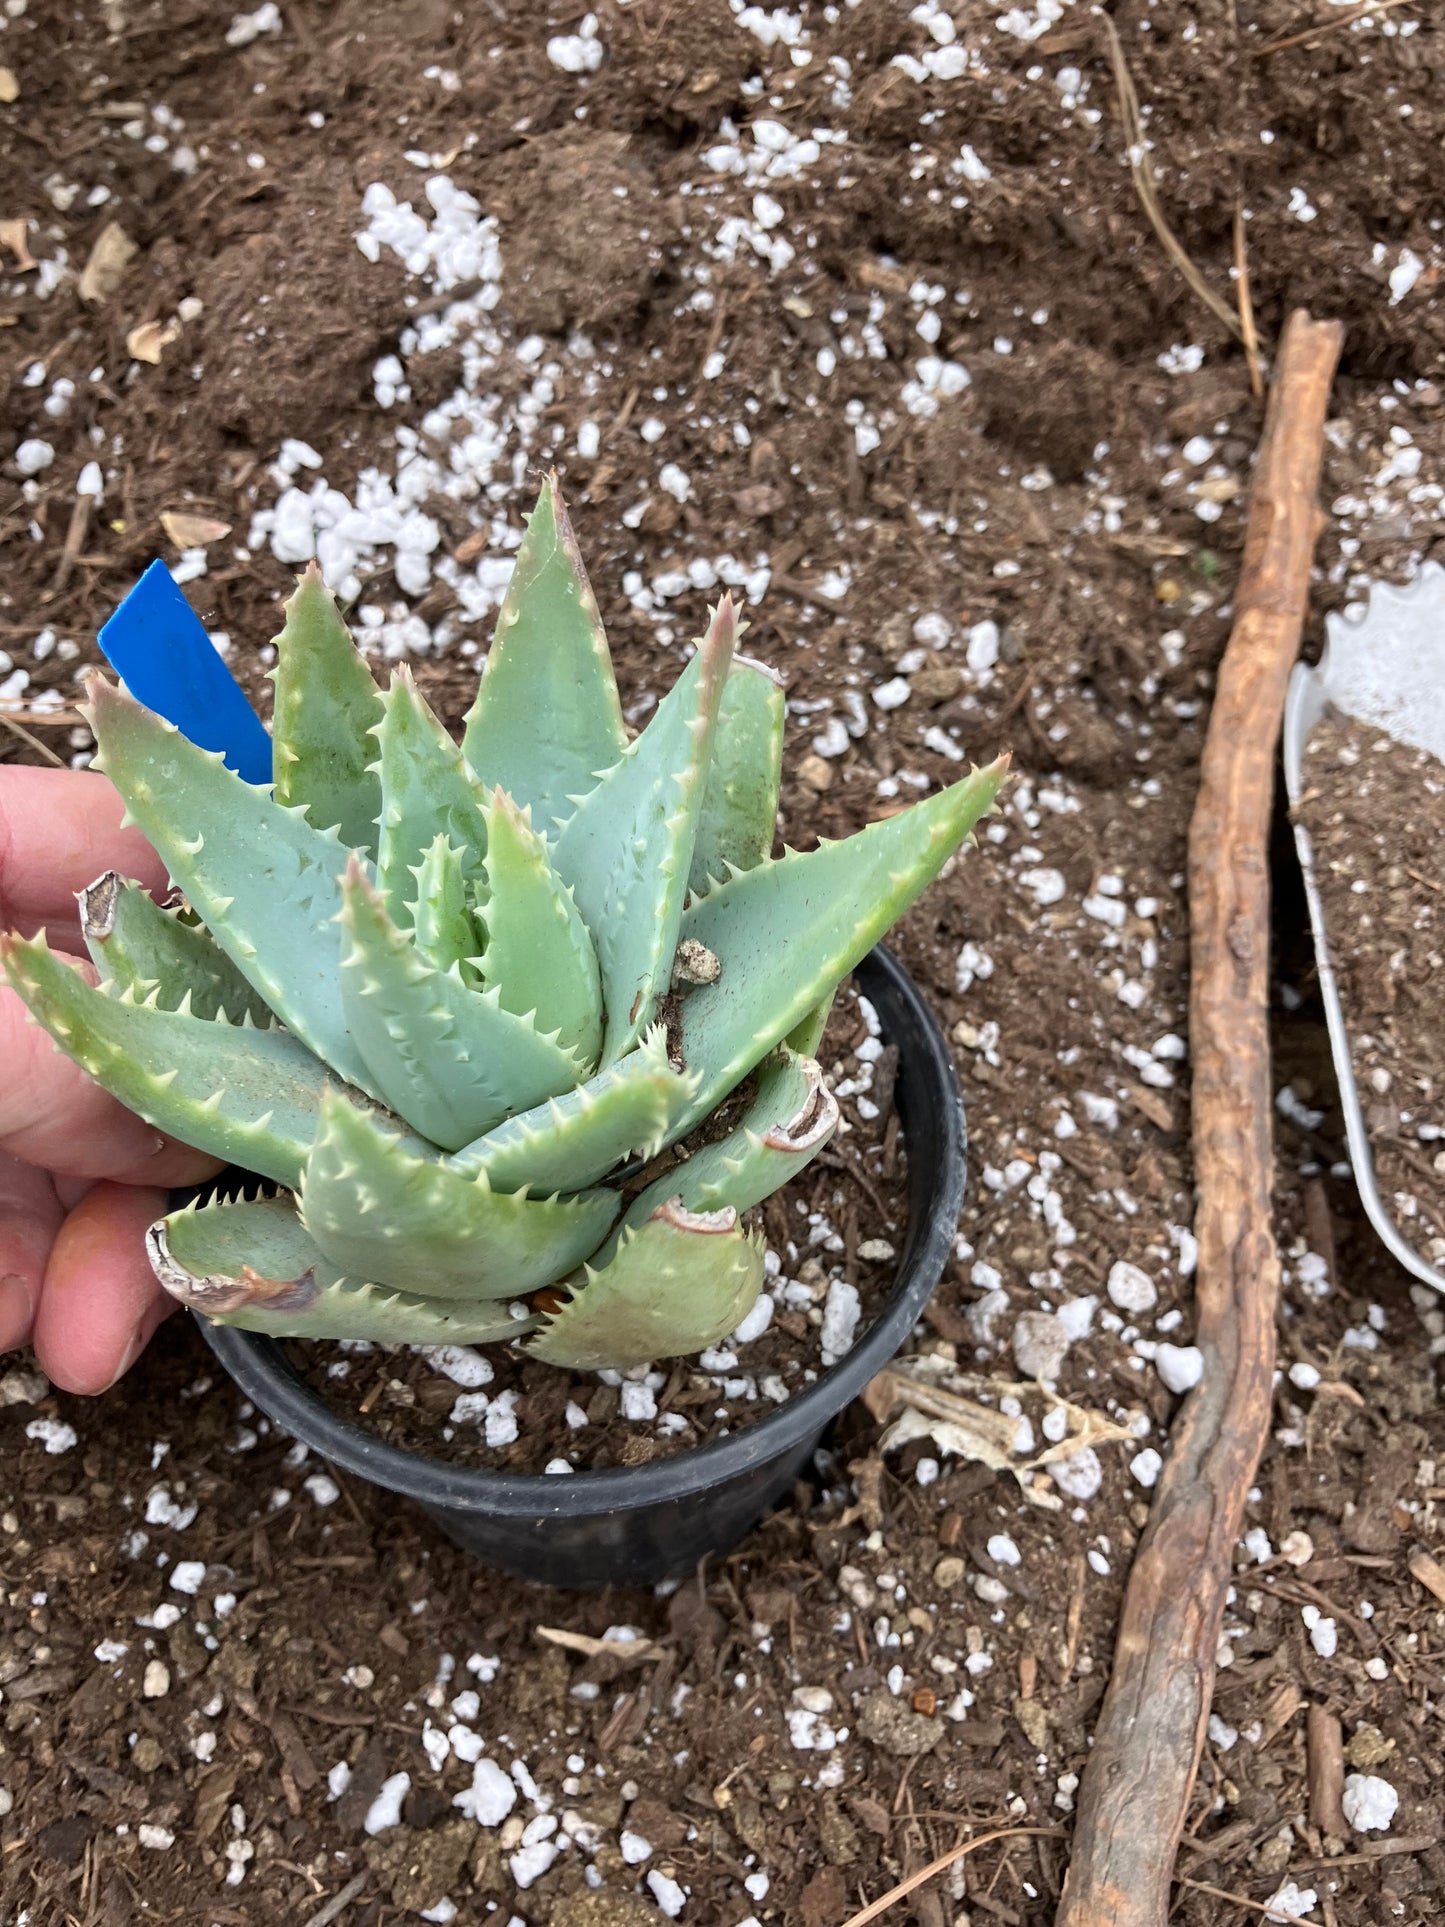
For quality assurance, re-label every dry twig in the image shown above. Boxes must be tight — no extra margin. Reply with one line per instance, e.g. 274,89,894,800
0,706,86,726
1254,0,1416,58
1233,205,1264,400
838,1825,1063,1927
299,1871,369,1927
0,712,66,766
1056,310,1344,1927
1096,10,1241,341
1176,1874,1312,1916
49,493,91,595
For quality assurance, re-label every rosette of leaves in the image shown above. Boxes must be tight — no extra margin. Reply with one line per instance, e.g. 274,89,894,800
2,477,1006,1370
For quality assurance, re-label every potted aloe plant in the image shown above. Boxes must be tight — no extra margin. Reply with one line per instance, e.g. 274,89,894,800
2,477,1005,1585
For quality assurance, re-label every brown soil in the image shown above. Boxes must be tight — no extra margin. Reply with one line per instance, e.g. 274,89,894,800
1299,711,1445,1273
288,979,909,1474
5,3,1445,1926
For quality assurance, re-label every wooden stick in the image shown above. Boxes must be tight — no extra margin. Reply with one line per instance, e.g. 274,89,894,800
1055,309,1344,1927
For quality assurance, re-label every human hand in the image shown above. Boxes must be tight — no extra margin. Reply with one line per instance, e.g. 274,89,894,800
1,765,223,1392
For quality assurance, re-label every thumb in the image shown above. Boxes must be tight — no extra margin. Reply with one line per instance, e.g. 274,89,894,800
32,1182,175,1394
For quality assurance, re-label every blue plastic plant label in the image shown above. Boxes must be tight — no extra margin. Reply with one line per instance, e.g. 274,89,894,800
98,559,274,786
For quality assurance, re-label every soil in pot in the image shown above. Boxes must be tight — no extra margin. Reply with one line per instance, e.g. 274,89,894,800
284,975,910,1473
1296,708,1445,1269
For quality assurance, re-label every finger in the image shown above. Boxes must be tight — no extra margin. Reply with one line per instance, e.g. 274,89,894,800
0,1151,65,1353
0,766,169,937
33,1181,174,1395
1,979,221,1186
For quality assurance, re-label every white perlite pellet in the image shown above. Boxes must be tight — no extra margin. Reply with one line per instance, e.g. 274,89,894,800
418,1345,492,1388
1342,1772,1398,1833
1263,1880,1319,1922
820,1278,861,1364
15,438,55,476
1302,1607,1337,1659
1048,1447,1102,1501
453,1758,515,1826
1155,1344,1204,1394
648,1869,687,1917
546,12,604,72
363,1772,411,1835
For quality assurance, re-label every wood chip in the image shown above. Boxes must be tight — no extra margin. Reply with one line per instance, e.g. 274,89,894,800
1256,1679,1302,1749
0,66,18,103
161,510,232,548
536,1626,664,1663
1307,1702,1347,1838
1127,1082,1176,1132
1408,1545,1445,1607
78,221,138,304
0,216,35,270
126,317,179,364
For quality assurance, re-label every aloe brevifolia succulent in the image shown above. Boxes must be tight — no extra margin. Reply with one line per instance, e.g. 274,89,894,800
2,477,1006,1371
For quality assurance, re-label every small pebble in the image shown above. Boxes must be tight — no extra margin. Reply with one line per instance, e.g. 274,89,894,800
1107,1261,1158,1314
1012,1310,1070,1381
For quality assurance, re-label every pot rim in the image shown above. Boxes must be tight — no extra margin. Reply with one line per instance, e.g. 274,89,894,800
196,943,964,1519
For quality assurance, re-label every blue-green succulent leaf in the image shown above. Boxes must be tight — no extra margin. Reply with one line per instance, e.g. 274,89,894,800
525,1200,764,1371
83,674,376,1093
409,834,482,978
461,472,626,826
150,1195,536,1344
79,871,272,1025
375,668,490,924
617,1048,837,1245
671,759,1007,1143
552,598,738,1065
478,788,602,1069
338,858,584,1151
1,933,338,1188
269,565,385,856
688,655,784,893
451,1024,699,1194
300,1089,619,1300
785,991,835,1059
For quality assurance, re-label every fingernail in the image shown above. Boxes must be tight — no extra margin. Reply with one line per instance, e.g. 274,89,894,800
102,1316,152,1392
0,1273,34,1351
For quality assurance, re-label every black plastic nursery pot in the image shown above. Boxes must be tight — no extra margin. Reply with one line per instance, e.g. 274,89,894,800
196,944,966,1590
